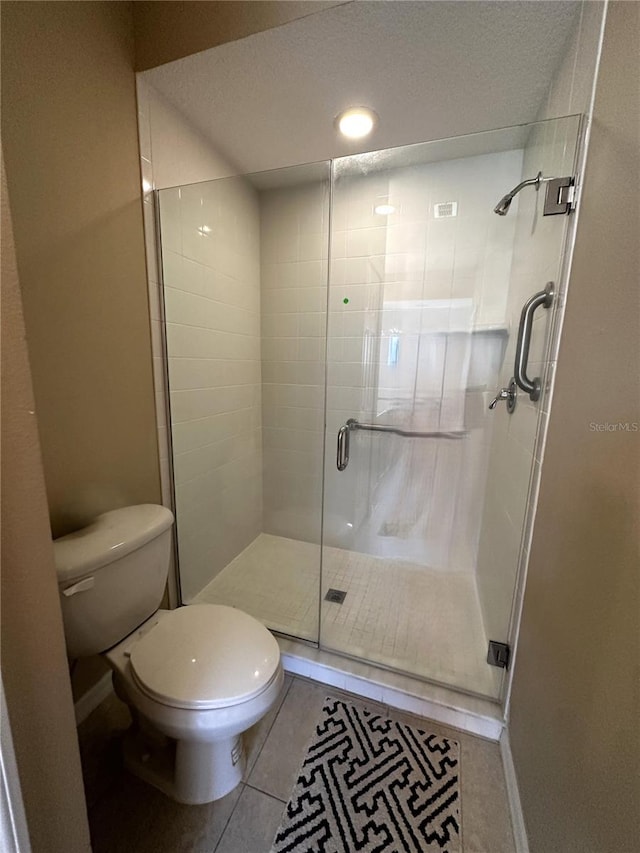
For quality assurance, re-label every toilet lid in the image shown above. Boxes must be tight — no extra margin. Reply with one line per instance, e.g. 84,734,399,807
129,605,281,710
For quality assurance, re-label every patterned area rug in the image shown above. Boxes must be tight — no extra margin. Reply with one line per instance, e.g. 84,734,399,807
272,698,461,852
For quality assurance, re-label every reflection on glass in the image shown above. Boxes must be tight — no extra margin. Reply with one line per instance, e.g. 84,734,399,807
158,162,330,642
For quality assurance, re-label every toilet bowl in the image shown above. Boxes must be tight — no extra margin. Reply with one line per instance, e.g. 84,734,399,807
106,606,283,803
53,505,284,804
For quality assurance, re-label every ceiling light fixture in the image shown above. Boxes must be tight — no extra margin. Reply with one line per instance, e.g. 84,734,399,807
336,107,377,140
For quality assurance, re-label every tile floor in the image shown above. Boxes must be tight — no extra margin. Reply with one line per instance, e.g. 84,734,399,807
193,533,500,697
82,675,515,853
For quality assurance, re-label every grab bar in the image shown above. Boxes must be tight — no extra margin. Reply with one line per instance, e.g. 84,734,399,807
514,282,554,402
336,423,350,471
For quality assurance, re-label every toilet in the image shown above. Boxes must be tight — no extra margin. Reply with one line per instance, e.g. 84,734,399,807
53,504,284,804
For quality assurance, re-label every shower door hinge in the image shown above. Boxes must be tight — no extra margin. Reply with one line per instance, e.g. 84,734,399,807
543,176,575,215
487,640,511,669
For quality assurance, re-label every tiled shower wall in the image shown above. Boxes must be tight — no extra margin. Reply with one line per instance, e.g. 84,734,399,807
159,179,262,602
475,117,581,645
475,0,605,647
259,181,329,545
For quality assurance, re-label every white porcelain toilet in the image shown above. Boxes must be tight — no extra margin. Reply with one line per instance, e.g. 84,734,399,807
53,504,284,804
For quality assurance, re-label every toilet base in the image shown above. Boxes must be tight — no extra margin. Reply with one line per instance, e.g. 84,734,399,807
123,727,247,804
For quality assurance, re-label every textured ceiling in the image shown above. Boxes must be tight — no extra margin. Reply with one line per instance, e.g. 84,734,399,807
144,0,581,174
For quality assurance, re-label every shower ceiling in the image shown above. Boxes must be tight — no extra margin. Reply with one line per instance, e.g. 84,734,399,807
143,0,582,174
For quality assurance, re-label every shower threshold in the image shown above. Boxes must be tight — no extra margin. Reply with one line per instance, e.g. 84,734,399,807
277,635,504,741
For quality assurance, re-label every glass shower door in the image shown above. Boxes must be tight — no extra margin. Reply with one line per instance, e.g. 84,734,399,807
157,162,330,644
320,117,581,698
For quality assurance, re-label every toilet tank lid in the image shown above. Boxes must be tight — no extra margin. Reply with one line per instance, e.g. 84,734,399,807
53,504,174,584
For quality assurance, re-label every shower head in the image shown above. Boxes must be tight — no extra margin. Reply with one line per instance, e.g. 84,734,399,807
493,194,514,216
494,192,517,216
493,171,543,216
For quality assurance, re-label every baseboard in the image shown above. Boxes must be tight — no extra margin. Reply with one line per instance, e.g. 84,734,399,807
74,671,113,726
500,730,530,853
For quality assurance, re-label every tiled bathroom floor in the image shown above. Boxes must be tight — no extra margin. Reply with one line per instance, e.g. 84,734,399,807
83,676,515,853
193,533,500,697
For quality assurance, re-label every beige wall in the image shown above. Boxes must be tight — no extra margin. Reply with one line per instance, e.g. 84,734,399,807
1,155,91,852
133,0,346,71
509,3,640,851
1,1,161,538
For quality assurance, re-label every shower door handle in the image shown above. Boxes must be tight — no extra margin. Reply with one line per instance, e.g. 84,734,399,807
337,424,350,471
514,282,554,402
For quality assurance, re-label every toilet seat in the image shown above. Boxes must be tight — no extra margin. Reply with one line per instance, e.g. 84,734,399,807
129,604,280,711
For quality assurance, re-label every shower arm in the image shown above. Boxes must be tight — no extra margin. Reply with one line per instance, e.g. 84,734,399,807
494,172,576,217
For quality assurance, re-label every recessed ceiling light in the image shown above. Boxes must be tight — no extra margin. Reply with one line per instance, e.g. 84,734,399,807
336,107,378,140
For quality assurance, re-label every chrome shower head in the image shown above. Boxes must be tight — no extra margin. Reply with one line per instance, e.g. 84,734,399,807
493,194,514,216
493,171,543,216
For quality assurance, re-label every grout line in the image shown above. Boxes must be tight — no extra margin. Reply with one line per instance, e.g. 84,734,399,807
212,782,246,853
243,782,287,805
244,677,293,781
163,281,260,314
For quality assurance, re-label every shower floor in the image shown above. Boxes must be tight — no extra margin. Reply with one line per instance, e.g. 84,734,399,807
192,533,500,698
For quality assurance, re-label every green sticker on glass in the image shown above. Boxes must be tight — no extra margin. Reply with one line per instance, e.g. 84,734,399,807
343,297,349,304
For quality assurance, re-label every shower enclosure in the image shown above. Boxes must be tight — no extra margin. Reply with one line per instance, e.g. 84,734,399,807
156,116,581,702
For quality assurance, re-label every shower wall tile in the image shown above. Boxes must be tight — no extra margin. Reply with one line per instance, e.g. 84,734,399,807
170,384,256,424
172,408,259,456
165,323,261,362
167,357,257,392
259,181,329,545
475,115,582,644
162,175,262,601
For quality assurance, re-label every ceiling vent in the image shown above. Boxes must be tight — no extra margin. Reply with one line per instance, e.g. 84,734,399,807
433,201,458,218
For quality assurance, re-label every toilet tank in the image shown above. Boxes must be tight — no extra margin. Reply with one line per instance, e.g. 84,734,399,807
53,504,174,659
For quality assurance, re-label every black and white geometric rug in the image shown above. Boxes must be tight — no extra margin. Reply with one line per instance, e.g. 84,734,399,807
271,698,461,853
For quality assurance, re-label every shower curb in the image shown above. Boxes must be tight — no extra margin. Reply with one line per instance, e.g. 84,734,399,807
278,637,504,741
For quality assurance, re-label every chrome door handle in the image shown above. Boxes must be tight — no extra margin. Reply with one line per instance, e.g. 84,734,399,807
514,282,553,402
337,424,350,471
